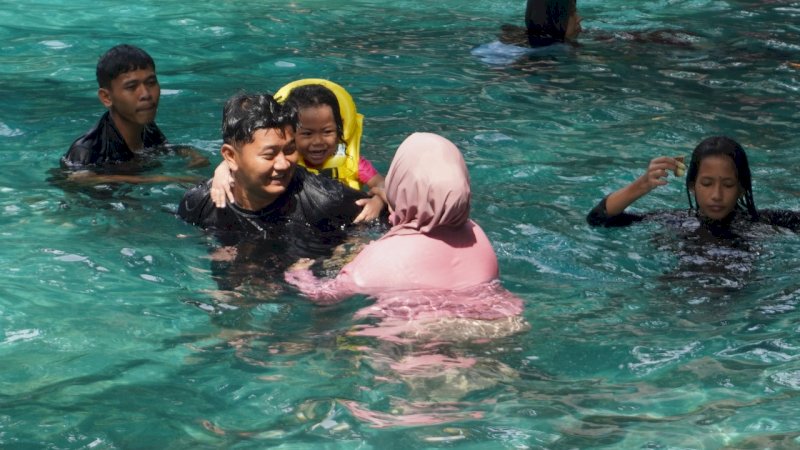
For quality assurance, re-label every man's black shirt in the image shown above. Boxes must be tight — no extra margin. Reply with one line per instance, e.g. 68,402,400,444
61,111,167,169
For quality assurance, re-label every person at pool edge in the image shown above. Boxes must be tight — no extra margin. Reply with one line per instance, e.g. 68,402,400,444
586,136,800,233
61,44,207,183
177,93,366,235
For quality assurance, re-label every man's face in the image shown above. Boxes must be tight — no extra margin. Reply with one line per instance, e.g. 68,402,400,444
99,67,160,128
224,126,297,211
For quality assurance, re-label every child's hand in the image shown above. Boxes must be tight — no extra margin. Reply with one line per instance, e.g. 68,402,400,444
638,156,686,192
353,195,385,223
210,161,235,208
368,185,389,208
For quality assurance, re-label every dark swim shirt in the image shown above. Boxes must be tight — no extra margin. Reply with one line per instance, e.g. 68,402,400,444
177,166,368,240
178,168,372,294
61,111,167,169
587,196,800,232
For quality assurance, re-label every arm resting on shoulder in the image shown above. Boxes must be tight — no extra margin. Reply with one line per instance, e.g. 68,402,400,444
209,160,235,208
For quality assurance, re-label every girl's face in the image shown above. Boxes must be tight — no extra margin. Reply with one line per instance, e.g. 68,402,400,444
295,105,338,168
691,155,742,220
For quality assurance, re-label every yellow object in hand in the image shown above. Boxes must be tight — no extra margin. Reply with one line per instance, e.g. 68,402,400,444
674,156,686,177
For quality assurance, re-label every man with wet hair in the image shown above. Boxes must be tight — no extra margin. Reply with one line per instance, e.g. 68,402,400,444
61,44,206,183
177,93,366,237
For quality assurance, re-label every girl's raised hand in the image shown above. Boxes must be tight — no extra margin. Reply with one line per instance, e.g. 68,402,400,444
639,156,686,192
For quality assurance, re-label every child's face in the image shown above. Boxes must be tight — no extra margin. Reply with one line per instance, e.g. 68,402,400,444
100,67,160,127
691,155,742,220
295,105,338,168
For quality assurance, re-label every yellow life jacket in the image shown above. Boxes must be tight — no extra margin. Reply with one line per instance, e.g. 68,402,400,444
274,79,364,190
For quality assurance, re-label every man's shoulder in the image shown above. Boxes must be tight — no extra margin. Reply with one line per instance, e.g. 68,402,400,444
61,116,106,168
177,180,216,225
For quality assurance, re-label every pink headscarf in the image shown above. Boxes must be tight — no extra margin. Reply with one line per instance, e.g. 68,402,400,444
384,133,472,238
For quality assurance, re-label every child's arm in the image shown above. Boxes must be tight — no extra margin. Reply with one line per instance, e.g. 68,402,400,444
604,156,684,216
354,174,386,223
209,160,235,208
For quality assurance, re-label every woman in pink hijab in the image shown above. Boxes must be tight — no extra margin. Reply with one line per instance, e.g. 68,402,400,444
285,132,525,341
286,133,526,421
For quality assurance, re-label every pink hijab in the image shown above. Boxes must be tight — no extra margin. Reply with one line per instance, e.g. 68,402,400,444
384,132,471,238
285,132,505,301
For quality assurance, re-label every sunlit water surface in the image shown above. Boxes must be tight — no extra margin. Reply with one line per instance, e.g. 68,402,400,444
2,1,800,448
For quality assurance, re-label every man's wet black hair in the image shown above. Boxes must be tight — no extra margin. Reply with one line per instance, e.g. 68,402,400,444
285,84,345,144
685,136,758,220
525,0,577,46
221,93,297,147
96,44,156,89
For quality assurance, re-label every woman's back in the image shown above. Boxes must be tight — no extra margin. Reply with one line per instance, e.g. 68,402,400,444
342,220,499,292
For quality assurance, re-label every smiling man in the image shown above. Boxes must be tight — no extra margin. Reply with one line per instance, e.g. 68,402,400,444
177,93,366,237
60,44,207,184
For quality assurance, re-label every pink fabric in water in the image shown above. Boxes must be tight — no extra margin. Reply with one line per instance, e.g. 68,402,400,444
285,133,499,303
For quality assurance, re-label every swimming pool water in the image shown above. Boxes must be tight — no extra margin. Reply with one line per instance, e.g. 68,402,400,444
2,1,800,448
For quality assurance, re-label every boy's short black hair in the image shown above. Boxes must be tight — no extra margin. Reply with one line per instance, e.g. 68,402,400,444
222,93,298,147
96,44,156,89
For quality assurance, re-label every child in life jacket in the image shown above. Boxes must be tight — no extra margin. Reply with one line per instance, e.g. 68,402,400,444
210,79,386,223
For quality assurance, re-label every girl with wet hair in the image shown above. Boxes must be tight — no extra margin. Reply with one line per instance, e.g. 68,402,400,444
525,0,581,46
683,136,758,220
587,136,800,232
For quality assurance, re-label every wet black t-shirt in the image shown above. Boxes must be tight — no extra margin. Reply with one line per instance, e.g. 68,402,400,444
61,111,167,169
586,196,800,232
178,168,372,294
177,167,367,242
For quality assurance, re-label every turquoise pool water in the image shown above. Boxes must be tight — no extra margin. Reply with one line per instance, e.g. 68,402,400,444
2,0,800,448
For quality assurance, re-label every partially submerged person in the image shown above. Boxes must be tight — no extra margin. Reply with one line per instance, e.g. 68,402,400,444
285,132,527,341
60,44,207,184
587,136,800,234
178,93,369,299
177,93,366,239
211,79,386,223
525,0,582,47
499,0,581,47
497,0,696,53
